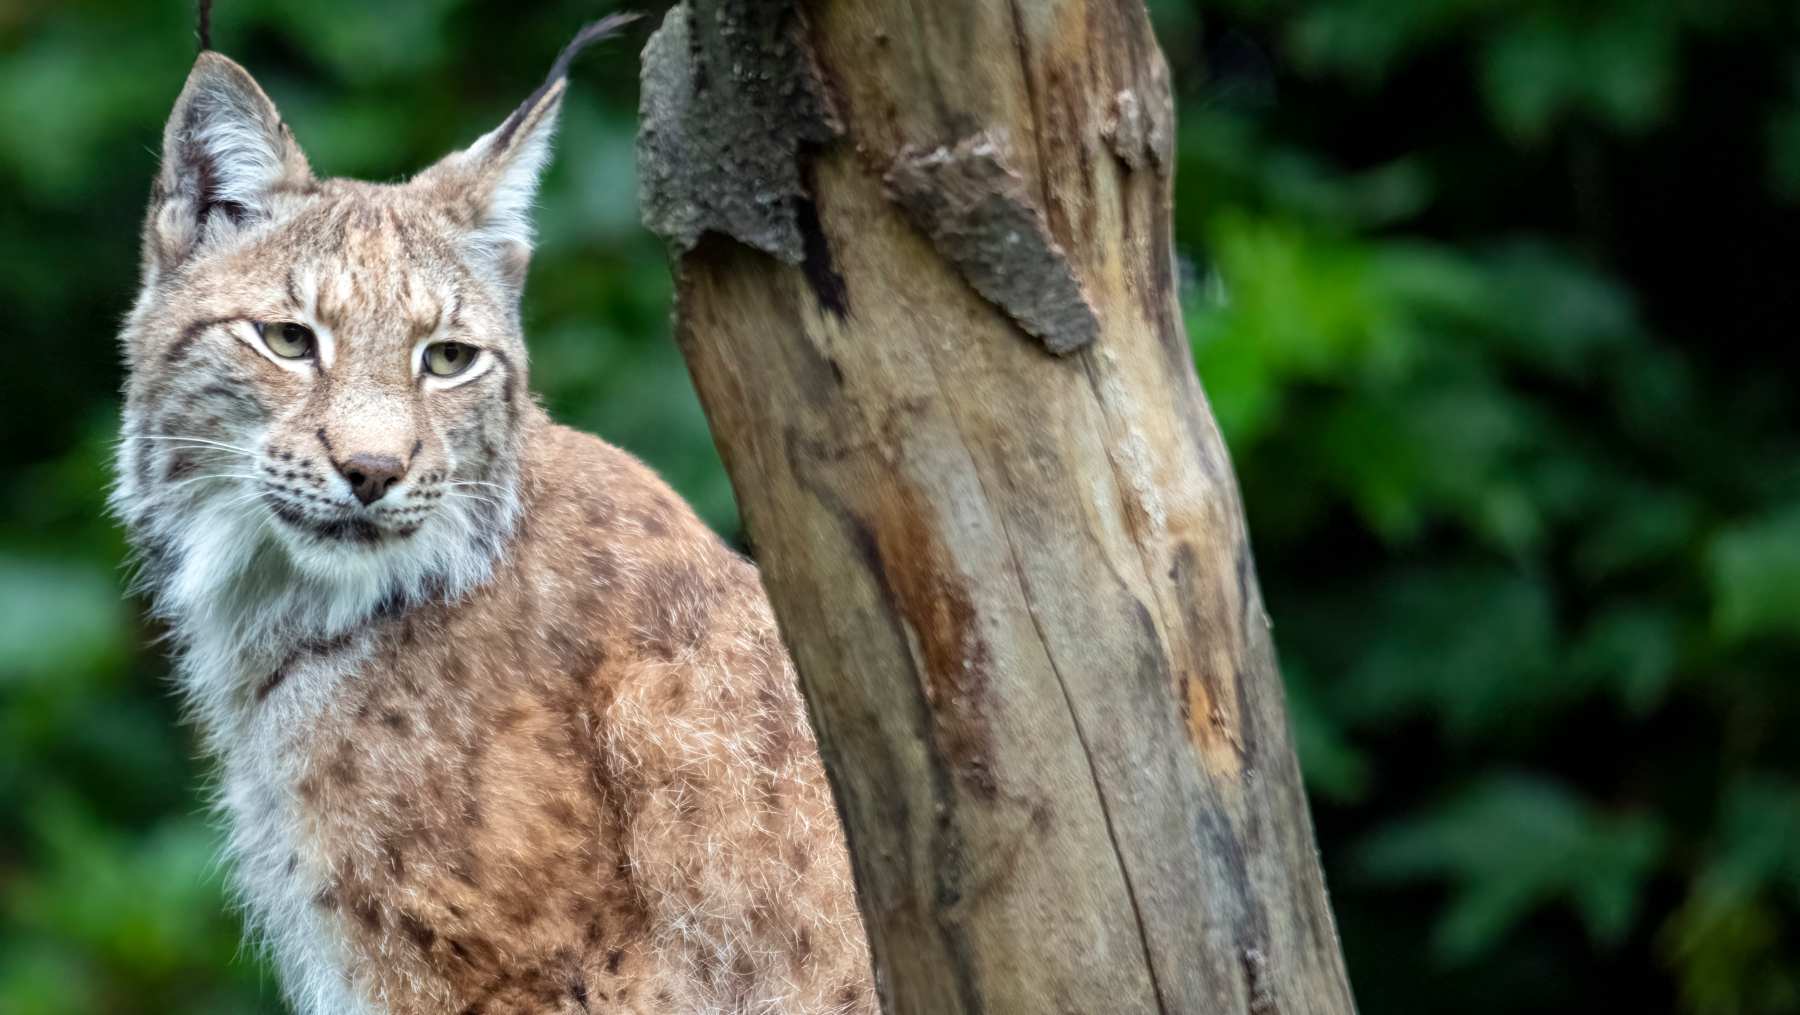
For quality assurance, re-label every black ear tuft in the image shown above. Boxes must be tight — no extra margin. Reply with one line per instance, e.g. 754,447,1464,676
198,0,214,53
494,11,642,151
409,11,640,295
547,11,643,85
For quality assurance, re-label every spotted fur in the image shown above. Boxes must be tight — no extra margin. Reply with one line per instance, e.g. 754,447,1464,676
111,38,875,1015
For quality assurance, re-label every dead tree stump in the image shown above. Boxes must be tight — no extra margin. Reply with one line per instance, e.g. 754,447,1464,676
637,2,1358,1012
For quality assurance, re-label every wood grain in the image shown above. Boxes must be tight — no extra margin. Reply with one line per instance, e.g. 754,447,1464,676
639,2,1359,1012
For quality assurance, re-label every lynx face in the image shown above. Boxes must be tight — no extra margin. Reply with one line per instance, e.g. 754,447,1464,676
113,54,563,654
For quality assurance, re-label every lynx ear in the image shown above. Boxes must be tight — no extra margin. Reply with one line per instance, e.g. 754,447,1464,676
414,13,638,295
417,79,566,293
148,52,310,273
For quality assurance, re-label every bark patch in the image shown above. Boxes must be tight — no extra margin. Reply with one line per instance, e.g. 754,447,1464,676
885,132,1100,355
637,1,840,264
1102,84,1173,174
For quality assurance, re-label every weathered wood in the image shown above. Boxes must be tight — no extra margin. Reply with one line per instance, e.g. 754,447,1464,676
637,2,1357,1012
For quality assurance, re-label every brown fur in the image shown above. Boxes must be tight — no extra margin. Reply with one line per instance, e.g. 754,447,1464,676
112,38,874,1015
305,424,871,1013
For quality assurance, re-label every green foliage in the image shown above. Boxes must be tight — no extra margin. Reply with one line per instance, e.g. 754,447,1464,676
1,0,1796,1012
1662,779,1800,1015
1709,507,1800,643
1165,0,1800,1010
1358,775,1666,960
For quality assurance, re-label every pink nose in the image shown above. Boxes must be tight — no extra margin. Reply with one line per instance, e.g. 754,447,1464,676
335,453,407,506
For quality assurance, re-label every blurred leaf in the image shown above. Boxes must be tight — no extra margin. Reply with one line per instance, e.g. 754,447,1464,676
1707,778,1800,900
1479,15,1571,144
0,944,102,1015
1283,659,1372,804
1571,604,1682,715
1708,506,1800,644
1285,0,1503,83
3,796,272,1012
1190,212,1426,447
1359,775,1666,961
259,0,464,83
1662,778,1800,1015
1337,567,1560,737
1317,375,1540,548
1478,8,1678,142
1662,892,1800,1015
0,556,127,683
1577,485,1700,581
1475,243,1641,375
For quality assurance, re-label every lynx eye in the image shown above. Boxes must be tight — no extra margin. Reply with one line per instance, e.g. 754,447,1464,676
258,322,316,360
423,341,480,379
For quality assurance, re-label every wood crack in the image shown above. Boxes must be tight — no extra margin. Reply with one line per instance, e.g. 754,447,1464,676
905,337,1172,1013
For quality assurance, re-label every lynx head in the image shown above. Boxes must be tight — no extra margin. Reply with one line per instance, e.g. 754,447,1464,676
113,19,630,654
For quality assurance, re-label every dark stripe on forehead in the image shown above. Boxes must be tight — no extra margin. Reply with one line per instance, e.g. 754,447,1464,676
166,317,238,366
312,213,354,333
384,207,418,261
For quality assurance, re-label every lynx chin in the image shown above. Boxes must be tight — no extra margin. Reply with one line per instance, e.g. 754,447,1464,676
110,20,875,1015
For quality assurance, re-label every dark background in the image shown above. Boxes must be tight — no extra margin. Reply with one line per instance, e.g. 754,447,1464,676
2,1,1797,1012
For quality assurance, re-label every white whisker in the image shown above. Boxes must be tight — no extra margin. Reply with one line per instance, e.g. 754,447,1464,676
441,490,504,511
155,444,260,461
123,433,264,457
166,472,262,491
214,491,274,513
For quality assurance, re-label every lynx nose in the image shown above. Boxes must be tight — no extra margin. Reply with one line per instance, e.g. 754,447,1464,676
336,453,408,506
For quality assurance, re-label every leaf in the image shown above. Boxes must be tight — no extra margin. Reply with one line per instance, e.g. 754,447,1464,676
1709,778,1800,899
1662,778,1800,1015
1479,8,1678,142
1708,506,1800,644
1282,659,1372,803
1285,0,1505,83
1476,242,1642,376
1576,485,1699,581
0,556,127,684
5,799,244,981
1479,16,1571,143
1337,566,1561,737
1570,604,1682,715
1661,892,1800,1015
1358,775,1666,961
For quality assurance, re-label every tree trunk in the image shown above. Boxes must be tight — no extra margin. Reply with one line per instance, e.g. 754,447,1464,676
636,2,1357,1013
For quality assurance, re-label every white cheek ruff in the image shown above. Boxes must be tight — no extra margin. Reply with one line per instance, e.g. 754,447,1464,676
113,427,522,740
112,420,521,1015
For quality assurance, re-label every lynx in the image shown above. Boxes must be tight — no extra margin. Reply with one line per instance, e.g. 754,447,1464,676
110,20,875,1015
